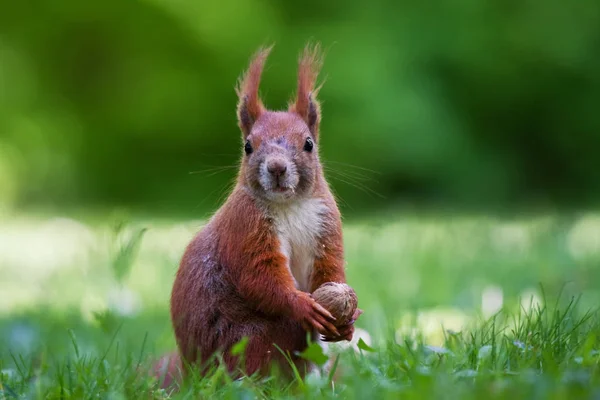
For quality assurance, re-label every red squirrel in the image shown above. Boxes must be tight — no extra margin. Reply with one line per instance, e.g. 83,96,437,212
162,42,360,386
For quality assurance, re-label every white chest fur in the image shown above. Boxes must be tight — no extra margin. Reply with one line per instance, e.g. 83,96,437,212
272,198,328,292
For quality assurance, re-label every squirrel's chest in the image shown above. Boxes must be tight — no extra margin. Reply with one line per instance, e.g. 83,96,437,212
272,199,328,292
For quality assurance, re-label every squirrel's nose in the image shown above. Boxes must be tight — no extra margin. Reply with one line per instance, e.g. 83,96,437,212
267,159,287,177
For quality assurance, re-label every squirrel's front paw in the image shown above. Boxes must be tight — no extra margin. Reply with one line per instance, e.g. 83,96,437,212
321,324,354,342
294,292,339,337
320,308,363,342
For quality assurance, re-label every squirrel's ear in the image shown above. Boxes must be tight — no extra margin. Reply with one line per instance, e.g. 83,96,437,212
289,42,325,140
236,45,273,138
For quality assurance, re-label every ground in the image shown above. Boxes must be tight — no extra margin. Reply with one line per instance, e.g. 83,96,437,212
1,211,600,398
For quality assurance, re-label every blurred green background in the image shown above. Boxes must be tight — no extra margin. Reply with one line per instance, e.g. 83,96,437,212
3,4,600,396
2,0,600,219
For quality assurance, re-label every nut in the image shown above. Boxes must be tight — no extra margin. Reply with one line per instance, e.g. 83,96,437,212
312,282,358,326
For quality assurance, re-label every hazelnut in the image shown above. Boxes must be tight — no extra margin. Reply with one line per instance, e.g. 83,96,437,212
312,282,358,326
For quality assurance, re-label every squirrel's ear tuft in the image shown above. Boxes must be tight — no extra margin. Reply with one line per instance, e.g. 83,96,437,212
236,45,273,138
289,42,325,139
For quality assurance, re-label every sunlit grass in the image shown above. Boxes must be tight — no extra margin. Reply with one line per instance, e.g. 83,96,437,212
2,212,600,398
1,293,599,399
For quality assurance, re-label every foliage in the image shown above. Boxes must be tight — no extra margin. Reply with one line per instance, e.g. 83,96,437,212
1,0,599,216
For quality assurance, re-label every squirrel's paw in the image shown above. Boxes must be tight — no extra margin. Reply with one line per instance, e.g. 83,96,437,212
320,308,363,342
294,292,340,337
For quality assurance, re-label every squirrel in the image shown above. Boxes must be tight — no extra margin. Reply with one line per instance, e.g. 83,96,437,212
159,42,361,388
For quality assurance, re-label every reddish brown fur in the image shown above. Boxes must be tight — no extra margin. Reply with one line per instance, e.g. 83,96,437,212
288,43,325,136
235,45,272,137
162,42,361,389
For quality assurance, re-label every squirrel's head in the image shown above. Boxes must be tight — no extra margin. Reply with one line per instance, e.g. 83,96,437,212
235,43,325,204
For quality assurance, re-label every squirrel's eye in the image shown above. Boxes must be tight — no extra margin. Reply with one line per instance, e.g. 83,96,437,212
303,137,314,152
244,140,253,155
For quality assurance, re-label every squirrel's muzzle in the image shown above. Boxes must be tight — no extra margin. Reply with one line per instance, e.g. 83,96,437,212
267,158,288,178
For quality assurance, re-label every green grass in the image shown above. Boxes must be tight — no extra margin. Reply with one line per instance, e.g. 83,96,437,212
2,212,600,398
2,296,599,399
